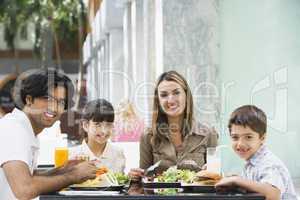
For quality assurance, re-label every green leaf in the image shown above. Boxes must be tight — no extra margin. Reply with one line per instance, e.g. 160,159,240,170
0,0,87,54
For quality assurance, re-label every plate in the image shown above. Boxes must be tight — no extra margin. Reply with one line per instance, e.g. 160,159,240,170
69,185,124,191
143,182,181,188
181,183,216,193
59,190,119,196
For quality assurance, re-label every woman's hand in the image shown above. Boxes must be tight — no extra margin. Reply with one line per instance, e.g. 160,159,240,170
128,168,144,182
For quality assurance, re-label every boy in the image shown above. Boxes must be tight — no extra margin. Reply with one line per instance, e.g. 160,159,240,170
216,105,297,200
69,99,125,173
0,68,97,200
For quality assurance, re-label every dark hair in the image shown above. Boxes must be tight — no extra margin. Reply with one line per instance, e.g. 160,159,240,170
13,68,74,110
81,99,114,123
228,105,267,137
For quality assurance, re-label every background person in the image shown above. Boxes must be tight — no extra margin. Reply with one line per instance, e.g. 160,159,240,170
112,99,144,142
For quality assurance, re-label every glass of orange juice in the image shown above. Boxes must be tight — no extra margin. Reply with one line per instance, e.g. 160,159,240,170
54,147,69,168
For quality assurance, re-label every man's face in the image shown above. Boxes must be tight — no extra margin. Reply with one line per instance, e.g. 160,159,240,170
230,124,265,160
83,120,114,145
26,86,67,132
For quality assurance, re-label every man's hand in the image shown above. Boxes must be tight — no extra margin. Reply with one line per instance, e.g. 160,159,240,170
59,160,82,173
68,161,97,184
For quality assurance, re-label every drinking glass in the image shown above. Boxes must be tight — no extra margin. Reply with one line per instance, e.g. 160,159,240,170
54,147,69,168
206,147,221,174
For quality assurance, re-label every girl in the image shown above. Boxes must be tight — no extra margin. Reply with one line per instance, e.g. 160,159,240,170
69,99,125,173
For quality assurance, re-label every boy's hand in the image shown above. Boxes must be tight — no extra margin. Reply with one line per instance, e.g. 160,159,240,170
216,175,240,187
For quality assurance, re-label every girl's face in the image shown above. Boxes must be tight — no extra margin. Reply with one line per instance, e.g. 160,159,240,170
157,80,186,119
83,120,114,145
230,124,265,160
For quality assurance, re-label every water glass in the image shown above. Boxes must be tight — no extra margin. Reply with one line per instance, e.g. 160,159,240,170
206,147,221,174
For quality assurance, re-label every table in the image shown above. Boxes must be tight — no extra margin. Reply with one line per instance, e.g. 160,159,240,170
40,193,265,200
39,183,265,200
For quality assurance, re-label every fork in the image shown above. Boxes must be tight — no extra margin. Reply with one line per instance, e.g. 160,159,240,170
144,160,161,177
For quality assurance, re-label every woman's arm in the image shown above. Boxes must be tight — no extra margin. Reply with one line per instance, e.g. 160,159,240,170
207,127,218,147
202,126,218,164
129,131,153,181
139,131,154,169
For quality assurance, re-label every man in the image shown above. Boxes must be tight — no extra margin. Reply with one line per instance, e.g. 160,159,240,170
0,68,97,200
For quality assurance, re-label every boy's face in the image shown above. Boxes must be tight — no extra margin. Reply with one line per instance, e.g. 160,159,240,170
83,120,114,145
230,124,265,160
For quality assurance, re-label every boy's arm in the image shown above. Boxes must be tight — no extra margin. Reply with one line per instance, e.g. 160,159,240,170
3,160,97,200
216,176,280,200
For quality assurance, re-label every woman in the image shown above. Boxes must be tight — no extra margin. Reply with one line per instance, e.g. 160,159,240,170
129,71,218,180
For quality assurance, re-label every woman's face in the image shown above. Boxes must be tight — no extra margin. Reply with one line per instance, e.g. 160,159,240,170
157,80,186,119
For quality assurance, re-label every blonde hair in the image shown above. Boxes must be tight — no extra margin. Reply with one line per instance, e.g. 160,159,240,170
151,71,194,146
116,99,137,121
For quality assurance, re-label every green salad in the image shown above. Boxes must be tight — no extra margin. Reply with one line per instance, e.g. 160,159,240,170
156,166,195,183
155,188,179,195
114,172,130,185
